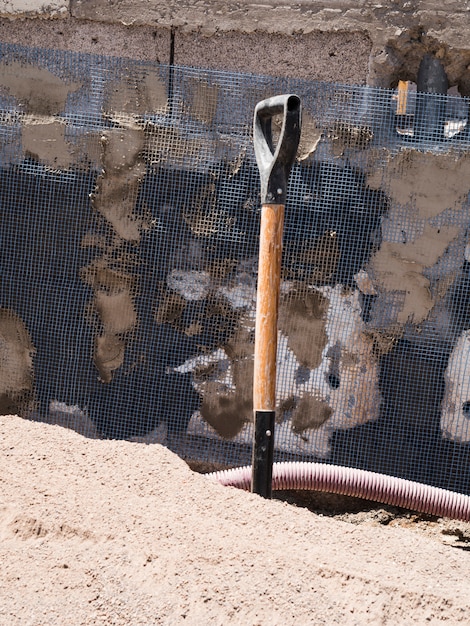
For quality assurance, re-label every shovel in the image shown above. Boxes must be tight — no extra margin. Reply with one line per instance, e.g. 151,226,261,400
252,94,301,498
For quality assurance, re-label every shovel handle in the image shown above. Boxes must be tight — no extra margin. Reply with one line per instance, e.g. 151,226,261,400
252,95,301,498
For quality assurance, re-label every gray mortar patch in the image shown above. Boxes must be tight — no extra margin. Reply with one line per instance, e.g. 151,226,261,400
292,395,333,433
86,119,146,383
278,288,329,370
0,61,80,115
0,308,35,415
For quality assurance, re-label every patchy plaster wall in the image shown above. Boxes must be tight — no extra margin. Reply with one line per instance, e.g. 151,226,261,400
1,2,470,474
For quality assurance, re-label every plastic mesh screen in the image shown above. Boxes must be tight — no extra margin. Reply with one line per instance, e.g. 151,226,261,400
1,43,470,494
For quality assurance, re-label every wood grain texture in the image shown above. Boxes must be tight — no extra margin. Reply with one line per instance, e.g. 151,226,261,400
253,203,284,412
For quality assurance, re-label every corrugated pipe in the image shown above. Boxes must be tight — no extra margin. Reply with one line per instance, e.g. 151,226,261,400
206,462,470,521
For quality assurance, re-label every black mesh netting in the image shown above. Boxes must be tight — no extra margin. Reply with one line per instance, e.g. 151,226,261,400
1,43,470,494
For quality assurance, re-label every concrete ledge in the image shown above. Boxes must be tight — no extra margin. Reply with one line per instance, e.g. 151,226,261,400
69,0,470,46
70,0,387,35
0,0,68,18
1,1,469,52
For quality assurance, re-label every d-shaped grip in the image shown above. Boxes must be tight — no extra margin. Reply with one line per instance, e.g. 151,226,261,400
253,94,301,204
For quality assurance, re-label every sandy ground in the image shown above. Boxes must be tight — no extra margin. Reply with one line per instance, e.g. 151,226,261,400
1,415,470,625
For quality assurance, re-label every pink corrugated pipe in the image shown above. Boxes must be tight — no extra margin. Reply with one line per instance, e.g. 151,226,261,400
206,462,470,521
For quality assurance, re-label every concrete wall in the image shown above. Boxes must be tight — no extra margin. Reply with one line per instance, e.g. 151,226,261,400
0,1,469,88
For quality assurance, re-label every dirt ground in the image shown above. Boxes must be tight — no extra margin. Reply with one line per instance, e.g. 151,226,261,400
1,414,470,625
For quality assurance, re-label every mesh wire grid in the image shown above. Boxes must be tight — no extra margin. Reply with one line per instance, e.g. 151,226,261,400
1,43,470,493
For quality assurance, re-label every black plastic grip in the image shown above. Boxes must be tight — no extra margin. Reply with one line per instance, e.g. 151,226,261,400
252,410,276,498
253,94,301,205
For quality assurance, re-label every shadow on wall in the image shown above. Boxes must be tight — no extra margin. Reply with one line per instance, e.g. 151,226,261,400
370,27,470,96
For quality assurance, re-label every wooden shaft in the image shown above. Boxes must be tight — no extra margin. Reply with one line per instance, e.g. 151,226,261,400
253,203,285,412
397,80,409,115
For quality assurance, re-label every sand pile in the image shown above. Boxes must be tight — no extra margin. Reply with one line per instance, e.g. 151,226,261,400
0,414,469,625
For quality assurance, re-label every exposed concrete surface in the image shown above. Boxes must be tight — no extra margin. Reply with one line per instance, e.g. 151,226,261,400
68,0,470,86
0,16,371,83
175,30,371,83
0,2,468,86
0,18,170,62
